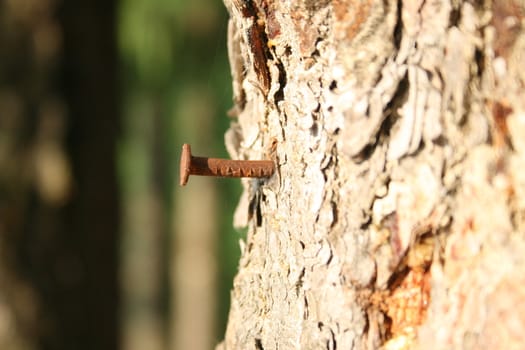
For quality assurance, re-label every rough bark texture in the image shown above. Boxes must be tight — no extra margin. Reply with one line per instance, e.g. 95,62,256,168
219,0,525,349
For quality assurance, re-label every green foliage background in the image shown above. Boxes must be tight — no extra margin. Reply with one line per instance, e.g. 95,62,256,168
117,0,241,344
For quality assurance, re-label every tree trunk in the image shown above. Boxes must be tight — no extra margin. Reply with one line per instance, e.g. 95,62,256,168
218,0,525,349
0,1,120,348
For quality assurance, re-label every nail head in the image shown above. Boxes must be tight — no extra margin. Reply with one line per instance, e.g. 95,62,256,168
180,143,191,186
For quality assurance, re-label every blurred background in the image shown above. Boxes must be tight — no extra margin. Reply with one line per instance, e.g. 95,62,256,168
0,0,241,349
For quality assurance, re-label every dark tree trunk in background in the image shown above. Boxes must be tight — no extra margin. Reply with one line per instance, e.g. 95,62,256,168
58,1,120,349
0,1,119,349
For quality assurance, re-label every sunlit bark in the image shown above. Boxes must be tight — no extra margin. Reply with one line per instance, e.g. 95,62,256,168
219,0,525,349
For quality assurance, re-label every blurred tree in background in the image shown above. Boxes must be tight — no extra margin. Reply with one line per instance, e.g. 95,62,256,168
0,0,119,348
0,0,238,349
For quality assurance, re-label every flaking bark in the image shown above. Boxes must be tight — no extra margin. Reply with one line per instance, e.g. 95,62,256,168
219,0,525,349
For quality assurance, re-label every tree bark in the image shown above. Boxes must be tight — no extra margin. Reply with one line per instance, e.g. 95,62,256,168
218,0,525,349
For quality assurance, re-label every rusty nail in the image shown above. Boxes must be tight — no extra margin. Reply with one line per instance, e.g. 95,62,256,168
179,143,275,186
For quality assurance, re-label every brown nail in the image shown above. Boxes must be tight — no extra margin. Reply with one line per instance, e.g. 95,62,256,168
179,143,275,186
